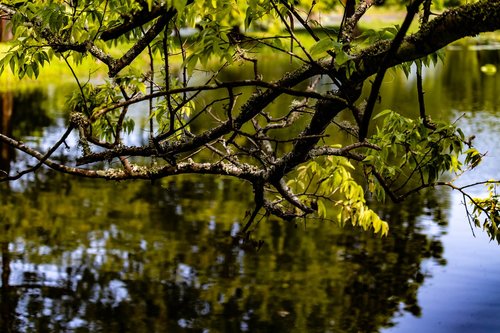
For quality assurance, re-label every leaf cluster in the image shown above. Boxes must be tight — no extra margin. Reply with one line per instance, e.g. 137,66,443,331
288,155,389,236
365,110,476,191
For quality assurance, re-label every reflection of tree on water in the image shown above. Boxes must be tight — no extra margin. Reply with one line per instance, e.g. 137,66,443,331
10,89,52,137
1,239,17,333
0,171,448,332
0,88,55,332
0,92,13,175
443,47,500,110
0,89,14,325
0,89,53,177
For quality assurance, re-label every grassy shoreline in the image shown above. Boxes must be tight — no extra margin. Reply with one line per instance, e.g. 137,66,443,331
0,20,498,91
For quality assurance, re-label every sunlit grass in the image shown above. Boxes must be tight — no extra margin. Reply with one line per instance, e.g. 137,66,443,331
1,14,498,93
0,43,104,91
0,42,160,91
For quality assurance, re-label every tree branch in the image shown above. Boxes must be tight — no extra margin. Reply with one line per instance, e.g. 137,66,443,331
340,0,375,44
0,126,74,181
352,1,500,85
100,5,167,41
359,0,424,140
108,9,176,77
89,79,345,122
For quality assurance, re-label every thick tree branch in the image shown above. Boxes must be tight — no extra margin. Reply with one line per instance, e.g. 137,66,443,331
0,126,74,181
274,179,315,214
352,1,500,84
359,0,424,140
100,5,167,41
266,92,351,183
109,9,176,77
341,0,375,44
0,132,264,182
0,3,15,17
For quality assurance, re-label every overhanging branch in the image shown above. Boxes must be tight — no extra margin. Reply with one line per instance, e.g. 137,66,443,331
100,5,167,41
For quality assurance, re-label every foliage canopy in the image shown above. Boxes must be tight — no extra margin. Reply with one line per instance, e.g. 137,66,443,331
0,0,499,239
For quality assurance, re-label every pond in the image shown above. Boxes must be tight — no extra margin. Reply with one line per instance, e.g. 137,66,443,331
0,44,499,332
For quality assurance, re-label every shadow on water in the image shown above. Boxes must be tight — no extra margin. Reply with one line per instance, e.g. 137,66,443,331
0,45,498,332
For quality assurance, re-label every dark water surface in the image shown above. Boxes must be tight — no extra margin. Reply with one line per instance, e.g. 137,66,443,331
0,45,499,332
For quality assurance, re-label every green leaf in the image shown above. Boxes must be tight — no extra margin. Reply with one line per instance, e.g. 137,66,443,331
373,109,393,120
173,0,188,12
335,50,349,66
309,38,333,56
32,62,39,78
9,54,17,74
317,200,326,218
244,7,253,30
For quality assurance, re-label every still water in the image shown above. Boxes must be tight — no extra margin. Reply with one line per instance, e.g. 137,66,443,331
0,45,499,332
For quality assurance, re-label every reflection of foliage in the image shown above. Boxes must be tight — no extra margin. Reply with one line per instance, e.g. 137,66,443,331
442,47,500,111
9,88,53,137
0,171,446,332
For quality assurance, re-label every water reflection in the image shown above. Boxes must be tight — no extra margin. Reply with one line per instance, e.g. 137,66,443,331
443,47,500,111
0,89,54,179
0,45,498,332
0,170,447,332
0,92,13,174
